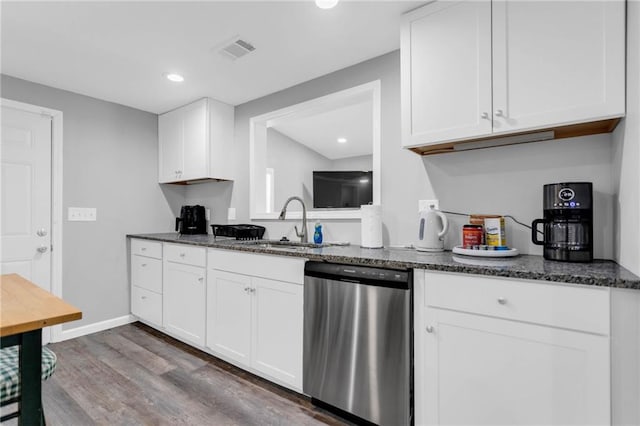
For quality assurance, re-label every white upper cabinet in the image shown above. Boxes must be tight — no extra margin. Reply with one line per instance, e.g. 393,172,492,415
158,98,234,183
401,0,626,151
401,1,493,146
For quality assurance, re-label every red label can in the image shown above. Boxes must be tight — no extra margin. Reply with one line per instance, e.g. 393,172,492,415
463,224,484,247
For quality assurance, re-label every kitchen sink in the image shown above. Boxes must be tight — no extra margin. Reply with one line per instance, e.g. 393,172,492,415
239,240,328,251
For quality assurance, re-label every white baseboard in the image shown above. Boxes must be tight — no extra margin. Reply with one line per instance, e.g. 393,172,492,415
55,314,137,342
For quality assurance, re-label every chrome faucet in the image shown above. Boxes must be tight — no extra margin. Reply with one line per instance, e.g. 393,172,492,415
278,196,308,243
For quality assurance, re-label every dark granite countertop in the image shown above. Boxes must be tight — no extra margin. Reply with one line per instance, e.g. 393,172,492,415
127,233,640,289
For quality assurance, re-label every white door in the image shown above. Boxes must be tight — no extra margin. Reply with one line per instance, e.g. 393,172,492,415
491,0,625,134
181,99,208,181
163,261,206,346
401,1,492,147
206,269,252,366
158,107,183,183
418,308,610,425
251,277,303,390
1,106,52,342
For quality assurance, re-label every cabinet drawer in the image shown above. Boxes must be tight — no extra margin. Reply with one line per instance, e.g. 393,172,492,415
208,249,305,284
424,271,609,335
131,255,162,293
131,286,162,327
164,243,206,267
131,239,162,259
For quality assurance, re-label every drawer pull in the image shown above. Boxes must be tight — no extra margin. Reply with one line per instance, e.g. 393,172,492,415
244,287,251,292
497,297,507,305
141,296,147,300
180,253,186,257
141,263,147,267
198,277,204,282
425,325,435,333
141,247,147,251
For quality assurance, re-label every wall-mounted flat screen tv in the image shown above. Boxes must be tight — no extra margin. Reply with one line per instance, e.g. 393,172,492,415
313,171,373,209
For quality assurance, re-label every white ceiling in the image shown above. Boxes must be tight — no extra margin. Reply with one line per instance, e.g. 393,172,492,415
272,99,372,160
1,1,423,114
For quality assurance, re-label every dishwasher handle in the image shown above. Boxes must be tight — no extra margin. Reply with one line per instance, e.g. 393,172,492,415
304,261,410,289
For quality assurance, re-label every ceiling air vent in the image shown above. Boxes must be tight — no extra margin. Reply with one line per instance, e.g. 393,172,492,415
219,37,256,60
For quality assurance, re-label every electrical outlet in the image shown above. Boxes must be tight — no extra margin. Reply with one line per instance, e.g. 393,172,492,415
68,207,97,221
419,199,439,211
227,207,236,221
206,208,211,221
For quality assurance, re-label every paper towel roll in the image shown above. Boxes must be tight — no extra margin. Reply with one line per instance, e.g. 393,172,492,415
361,204,383,248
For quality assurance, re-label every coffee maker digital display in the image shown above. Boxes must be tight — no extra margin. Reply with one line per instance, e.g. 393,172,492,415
532,182,593,262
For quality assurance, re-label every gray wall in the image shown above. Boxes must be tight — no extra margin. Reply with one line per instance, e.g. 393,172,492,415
187,50,619,257
613,0,640,276
0,74,179,330
331,154,373,171
267,128,331,211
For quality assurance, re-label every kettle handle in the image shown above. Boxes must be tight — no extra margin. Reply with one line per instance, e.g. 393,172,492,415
175,217,182,232
435,210,449,237
531,219,545,245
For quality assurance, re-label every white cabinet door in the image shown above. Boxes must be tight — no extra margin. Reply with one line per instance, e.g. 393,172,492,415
181,99,208,181
158,107,183,183
251,277,303,390
206,269,252,366
401,1,492,147
417,308,610,426
163,261,206,346
131,285,162,327
491,0,625,134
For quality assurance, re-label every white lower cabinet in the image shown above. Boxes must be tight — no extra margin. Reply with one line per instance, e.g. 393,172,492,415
206,249,305,391
206,270,252,365
415,270,611,426
130,239,163,327
163,247,206,347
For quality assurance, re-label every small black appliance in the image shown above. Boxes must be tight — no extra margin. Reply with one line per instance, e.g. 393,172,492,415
532,182,593,262
176,205,207,235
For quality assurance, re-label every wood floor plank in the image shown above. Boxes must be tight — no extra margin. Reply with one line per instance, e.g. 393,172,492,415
36,323,349,426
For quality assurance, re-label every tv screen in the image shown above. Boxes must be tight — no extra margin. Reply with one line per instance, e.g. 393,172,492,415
313,171,373,209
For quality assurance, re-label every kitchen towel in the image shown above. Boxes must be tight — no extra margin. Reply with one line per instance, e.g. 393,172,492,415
361,204,383,248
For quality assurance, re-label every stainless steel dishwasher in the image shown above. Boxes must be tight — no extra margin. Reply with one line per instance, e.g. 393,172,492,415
303,261,412,426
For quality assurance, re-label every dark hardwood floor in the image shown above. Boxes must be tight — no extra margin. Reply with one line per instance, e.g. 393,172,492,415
11,323,351,425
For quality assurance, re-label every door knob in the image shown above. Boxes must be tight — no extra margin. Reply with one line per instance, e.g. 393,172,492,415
37,228,48,237
37,245,48,253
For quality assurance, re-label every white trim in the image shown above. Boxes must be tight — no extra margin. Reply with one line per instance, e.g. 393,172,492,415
58,315,137,342
0,98,64,342
250,80,382,220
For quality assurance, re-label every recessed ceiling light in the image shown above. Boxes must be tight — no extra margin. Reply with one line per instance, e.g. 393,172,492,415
337,137,347,143
164,73,184,83
315,0,339,10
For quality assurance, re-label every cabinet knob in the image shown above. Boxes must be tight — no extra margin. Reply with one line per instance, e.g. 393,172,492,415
141,263,147,267
180,253,185,257
495,109,504,117
141,247,147,251
480,112,490,120
425,325,435,333
497,297,507,305
141,296,147,300
244,287,251,292
198,277,204,282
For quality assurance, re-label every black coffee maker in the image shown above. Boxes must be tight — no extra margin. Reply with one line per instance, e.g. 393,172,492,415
176,205,207,235
532,182,593,262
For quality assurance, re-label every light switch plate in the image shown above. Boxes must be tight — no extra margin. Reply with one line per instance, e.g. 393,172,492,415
206,208,211,221
227,207,236,221
419,199,439,211
68,207,97,221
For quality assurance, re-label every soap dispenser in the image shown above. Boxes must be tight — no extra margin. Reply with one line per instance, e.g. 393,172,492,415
313,222,323,244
